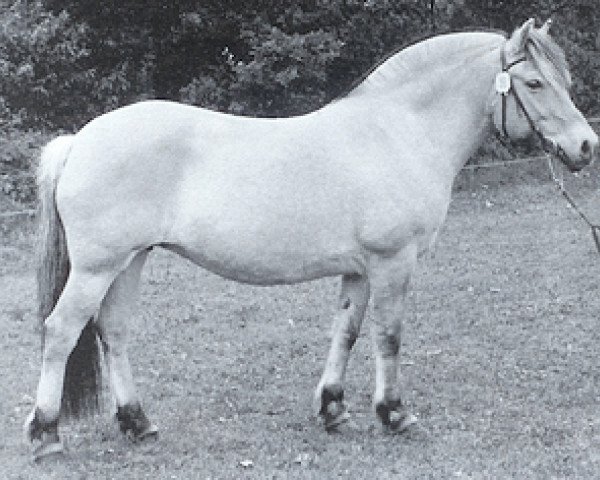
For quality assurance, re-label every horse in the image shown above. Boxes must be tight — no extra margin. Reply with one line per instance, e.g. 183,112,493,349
25,18,598,460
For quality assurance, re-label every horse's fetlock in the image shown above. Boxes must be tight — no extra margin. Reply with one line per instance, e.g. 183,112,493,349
26,408,59,443
319,384,344,416
375,398,403,426
116,403,152,439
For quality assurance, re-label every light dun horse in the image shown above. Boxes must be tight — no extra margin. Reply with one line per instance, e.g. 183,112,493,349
26,19,597,459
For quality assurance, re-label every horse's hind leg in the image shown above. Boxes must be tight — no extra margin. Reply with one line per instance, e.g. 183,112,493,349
96,250,157,441
314,274,369,430
25,267,118,458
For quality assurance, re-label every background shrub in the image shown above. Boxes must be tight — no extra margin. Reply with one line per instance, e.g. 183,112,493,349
1,1,598,205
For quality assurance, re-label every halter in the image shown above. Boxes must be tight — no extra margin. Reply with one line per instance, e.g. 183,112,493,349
498,49,546,145
498,48,566,157
497,46,600,254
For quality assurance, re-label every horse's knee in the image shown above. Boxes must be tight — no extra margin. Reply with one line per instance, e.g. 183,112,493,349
372,323,401,357
344,330,358,350
336,316,359,350
334,298,363,351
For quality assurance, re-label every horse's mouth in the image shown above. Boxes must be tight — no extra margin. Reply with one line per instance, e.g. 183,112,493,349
556,144,583,172
545,139,589,173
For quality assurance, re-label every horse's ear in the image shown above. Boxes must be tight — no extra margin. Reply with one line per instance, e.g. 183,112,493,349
540,18,552,35
506,18,535,54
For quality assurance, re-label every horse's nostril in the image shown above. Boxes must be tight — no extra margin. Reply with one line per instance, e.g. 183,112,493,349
581,139,591,154
580,139,596,161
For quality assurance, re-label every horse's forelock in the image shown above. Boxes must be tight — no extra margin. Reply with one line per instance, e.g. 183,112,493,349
526,29,571,89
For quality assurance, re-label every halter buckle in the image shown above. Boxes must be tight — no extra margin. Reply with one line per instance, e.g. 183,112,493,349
495,71,511,95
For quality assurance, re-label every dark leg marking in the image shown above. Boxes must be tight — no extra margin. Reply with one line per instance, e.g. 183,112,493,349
375,398,403,426
28,408,64,461
375,398,416,433
116,403,157,441
345,333,357,351
319,384,349,431
379,334,400,357
28,408,59,443
319,384,344,416
339,299,358,350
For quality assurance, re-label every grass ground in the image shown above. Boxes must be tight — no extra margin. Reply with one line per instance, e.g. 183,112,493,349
1,167,599,479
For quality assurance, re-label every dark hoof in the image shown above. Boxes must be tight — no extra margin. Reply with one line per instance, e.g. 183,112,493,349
32,438,64,462
116,404,158,442
25,408,55,442
323,401,350,432
318,385,350,432
375,400,417,434
24,408,64,462
136,423,159,441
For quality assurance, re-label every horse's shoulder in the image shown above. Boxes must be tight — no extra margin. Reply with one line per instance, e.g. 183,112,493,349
357,174,449,255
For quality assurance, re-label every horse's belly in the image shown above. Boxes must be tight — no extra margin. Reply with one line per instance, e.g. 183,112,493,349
166,152,365,283
168,237,364,285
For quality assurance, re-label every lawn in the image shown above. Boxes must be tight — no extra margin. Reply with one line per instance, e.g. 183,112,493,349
1,168,599,479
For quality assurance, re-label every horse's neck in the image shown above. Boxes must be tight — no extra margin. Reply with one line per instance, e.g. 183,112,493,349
352,34,504,182
413,46,501,177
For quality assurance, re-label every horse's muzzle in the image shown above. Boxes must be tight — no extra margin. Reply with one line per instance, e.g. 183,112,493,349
558,135,598,173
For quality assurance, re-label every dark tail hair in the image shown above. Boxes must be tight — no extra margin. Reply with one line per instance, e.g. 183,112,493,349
37,135,103,418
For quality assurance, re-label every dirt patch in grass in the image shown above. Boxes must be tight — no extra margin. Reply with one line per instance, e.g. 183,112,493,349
1,176,599,479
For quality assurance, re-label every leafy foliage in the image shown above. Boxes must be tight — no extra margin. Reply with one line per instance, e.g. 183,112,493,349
0,129,48,203
2,0,597,126
0,1,90,128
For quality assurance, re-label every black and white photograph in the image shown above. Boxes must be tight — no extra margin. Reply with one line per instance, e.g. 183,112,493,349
1,1,599,478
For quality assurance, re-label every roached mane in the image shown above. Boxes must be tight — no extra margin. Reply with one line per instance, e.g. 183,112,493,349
526,27,572,89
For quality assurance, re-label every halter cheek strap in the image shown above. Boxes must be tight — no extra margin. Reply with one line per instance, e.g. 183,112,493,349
499,52,527,138
499,49,559,154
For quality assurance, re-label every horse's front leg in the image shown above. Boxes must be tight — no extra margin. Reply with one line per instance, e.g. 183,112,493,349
369,245,419,433
315,273,369,430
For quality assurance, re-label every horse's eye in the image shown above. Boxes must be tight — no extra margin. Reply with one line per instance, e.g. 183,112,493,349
526,79,543,90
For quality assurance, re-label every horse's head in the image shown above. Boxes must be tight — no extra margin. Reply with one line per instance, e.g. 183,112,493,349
492,18,598,172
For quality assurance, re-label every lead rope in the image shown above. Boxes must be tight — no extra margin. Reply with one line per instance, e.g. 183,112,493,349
546,154,600,253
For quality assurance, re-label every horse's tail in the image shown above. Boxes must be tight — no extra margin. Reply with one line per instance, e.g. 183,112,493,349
37,134,103,418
